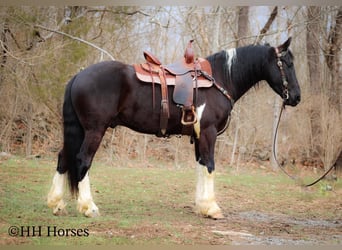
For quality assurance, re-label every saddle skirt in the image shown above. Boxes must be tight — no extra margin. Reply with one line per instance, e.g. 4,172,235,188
133,57,213,88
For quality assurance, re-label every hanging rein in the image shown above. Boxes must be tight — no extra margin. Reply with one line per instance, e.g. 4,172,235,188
273,48,335,187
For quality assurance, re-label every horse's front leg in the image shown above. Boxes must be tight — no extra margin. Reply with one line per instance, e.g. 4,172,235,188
194,125,224,219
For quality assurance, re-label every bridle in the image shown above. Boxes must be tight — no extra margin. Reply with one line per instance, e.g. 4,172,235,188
275,47,289,101
273,47,335,187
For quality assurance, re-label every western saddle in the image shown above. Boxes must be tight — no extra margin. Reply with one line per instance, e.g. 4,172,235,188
134,40,214,136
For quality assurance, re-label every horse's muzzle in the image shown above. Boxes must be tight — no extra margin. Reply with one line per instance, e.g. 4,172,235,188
285,93,301,106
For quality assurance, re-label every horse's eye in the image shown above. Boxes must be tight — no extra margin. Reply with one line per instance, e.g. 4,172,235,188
284,60,293,68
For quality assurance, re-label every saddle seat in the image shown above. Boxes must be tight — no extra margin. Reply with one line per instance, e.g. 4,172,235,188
133,40,214,136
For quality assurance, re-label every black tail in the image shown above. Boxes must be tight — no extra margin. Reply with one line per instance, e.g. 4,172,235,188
57,75,84,196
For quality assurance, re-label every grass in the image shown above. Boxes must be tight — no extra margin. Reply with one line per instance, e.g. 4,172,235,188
0,156,341,245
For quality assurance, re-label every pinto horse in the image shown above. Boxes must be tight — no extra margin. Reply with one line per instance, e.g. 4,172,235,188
47,37,300,219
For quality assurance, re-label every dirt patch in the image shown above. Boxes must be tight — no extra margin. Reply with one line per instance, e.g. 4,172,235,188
218,211,342,245
86,206,342,245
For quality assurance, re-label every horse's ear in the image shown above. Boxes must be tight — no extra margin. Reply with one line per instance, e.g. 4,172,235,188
277,37,292,52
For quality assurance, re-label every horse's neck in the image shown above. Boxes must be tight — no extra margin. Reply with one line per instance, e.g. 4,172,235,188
228,46,268,102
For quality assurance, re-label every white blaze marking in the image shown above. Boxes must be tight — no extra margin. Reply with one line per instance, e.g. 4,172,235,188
226,48,236,75
194,103,206,139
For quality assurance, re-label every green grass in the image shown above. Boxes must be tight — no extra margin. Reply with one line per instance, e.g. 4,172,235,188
1,156,341,245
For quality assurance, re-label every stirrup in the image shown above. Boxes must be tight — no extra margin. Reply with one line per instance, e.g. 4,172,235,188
181,106,197,126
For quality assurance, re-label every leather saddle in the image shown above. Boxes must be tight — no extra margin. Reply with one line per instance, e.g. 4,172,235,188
133,40,213,136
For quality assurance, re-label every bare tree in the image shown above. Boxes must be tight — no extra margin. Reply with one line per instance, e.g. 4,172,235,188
306,6,322,95
324,7,342,171
237,6,249,46
230,6,250,166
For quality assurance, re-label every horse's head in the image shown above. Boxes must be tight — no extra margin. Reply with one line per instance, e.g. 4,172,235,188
266,37,301,106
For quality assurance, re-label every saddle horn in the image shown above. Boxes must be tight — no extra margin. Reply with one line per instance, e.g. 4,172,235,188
184,39,195,64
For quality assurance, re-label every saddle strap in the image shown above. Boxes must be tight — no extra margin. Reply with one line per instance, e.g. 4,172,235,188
158,67,169,136
147,63,156,109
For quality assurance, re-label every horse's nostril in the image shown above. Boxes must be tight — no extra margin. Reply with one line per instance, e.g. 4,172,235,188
295,94,301,104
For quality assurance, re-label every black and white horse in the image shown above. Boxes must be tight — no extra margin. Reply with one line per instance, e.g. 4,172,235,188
47,37,300,219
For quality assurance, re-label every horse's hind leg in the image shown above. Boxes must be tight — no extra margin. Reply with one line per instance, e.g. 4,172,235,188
47,151,68,215
77,172,99,217
76,129,105,217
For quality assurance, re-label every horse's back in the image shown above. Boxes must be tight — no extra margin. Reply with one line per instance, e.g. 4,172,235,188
70,61,134,129
73,60,133,88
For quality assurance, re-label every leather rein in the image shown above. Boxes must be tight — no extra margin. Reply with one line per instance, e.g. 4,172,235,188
273,48,335,187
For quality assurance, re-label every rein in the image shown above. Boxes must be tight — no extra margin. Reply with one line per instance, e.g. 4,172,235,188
273,101,335,187
273,48,335,187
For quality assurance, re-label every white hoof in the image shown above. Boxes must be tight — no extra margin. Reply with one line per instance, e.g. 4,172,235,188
48,197,68,216
77,201,100,218
195,200,224,219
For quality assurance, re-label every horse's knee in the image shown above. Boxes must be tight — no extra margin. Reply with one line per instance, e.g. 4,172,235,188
198,157,215,174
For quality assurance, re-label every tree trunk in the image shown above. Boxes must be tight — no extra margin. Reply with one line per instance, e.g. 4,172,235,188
211,6,222,52
325,7,342,112
336,151,342,173
325,7,342,171
230,6,249,165
306,6,322,159
237,6,249,46
306,6,322,94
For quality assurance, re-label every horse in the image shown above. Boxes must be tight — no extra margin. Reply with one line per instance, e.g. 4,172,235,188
47,37,300,219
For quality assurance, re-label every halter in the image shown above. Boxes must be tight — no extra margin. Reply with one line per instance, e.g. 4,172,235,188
275,47,289,101
273,47,335,187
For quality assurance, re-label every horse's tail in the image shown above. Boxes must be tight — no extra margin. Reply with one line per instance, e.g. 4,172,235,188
59,75,84,196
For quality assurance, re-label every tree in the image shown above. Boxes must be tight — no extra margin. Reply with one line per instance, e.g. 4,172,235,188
306,6,322,95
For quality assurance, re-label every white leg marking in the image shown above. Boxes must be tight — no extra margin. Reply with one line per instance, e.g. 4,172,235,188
226,48,236,75
195,163,224,219
77,172,99,217
47,171,67,215
194,103,206,139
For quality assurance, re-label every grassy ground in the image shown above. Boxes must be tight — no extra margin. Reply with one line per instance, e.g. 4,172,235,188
0,156,341,245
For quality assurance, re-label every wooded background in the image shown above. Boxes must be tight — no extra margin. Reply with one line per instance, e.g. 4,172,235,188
0,6,341,172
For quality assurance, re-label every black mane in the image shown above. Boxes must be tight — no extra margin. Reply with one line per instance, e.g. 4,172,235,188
206,44,271,101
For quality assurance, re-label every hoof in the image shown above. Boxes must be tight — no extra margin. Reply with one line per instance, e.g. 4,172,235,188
78,201,100,218
53,206,68,216
84,208,100,218
195,200,224,220
48,199,68,216
208,210,225,220
196,209,225,220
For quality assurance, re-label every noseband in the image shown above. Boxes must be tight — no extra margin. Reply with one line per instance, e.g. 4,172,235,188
275,47,289,101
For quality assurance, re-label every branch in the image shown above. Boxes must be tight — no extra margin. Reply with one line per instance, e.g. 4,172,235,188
86,8,151,17
254,6,278,45
34,24,115,61
0,39,33,66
